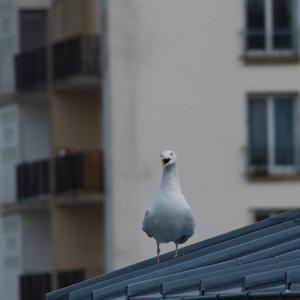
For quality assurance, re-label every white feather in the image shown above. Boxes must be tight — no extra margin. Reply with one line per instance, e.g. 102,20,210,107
142,151,195,245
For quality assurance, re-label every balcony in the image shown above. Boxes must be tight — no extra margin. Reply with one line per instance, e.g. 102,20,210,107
17,159,50,201
20,272,52,300
16,151,103,202
54,150,104,194
241,30,299,64
52,35,100,88
15,46,47,91
20,270,84,299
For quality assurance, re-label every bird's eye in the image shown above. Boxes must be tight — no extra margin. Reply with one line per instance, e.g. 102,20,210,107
170,153,173,156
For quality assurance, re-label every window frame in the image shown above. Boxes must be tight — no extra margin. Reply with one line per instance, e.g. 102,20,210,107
247,93,299,177
244,0,298,56
253,209,289,222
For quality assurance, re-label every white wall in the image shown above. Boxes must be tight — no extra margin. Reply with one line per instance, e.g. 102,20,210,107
107,0,300,268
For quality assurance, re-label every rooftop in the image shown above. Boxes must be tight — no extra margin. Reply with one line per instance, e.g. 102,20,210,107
46,209,300,300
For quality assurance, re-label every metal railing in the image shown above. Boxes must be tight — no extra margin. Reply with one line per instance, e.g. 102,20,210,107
16,151,104,201
54,150,104,194
20,273,51,300
14,46,47,91
17,159,50,200
52,35,100,80
58,270,84,289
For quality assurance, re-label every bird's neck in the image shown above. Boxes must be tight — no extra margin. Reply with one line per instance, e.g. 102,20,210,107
160,163,181,191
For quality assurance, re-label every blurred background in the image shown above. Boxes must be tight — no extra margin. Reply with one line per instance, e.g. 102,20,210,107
0,0,299,299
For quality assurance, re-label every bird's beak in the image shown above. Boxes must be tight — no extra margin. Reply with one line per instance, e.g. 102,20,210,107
162,157,171,166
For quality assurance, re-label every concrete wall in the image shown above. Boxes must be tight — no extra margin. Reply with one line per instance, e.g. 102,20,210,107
0,219,3,298
49,0,99,43
0,104,20,203
106,0,300,268
17,0,51,9
19,99,50,162
52,203,104,279
0,0,17,95
22,210,52,273
51,91,100,153
1,215,23,300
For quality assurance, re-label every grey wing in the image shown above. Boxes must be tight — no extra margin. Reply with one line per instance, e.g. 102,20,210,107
177,209,195,241
142,209,152,237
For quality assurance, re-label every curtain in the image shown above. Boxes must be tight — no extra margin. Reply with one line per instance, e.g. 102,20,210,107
249,97,268,165
275,97,294,165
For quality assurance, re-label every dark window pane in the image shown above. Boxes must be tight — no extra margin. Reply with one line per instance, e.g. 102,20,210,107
255,209,287,222
248,97,268,165
274,97,294,165
20,10,47,52
247,0,265,29
273,0,293,49
246,0,266,50
273,34,293,49
247,33,265,50
273,0,292,30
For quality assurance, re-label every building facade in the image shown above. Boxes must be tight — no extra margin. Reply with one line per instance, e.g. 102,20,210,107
0,0,104,299
103,0,300,269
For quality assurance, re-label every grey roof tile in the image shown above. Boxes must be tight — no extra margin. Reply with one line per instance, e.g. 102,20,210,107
46,208,300,300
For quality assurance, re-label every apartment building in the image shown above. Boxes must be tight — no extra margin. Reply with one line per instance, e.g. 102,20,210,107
103,0,300,270
0,0,104,299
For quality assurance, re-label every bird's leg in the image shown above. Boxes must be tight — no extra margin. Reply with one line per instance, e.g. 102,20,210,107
156,240,160,264
174,243,178,258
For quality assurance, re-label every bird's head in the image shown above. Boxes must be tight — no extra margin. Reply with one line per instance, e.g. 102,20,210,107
160,150,177,168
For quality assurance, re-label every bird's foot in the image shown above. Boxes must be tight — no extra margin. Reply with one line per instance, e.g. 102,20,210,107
174,251,184,258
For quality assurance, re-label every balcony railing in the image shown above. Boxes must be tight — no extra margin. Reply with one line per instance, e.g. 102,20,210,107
20,270,83,300
16,151,103,201
17,159,50,200
52,35,99,80
20,272,51,300
15,46,47,91
55,151,104,194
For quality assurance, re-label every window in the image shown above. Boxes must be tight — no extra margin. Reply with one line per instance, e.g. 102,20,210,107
19,10,47,52
245,0,297,53
248,94,298,176
254,209,288,222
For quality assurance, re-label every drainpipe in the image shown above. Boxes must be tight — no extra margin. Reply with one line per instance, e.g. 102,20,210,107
99,0,114,271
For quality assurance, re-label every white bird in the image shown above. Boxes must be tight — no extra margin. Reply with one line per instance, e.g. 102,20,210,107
142,150,195,263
